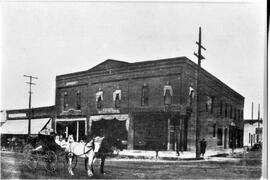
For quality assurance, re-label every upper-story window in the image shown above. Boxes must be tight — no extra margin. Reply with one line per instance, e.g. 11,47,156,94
164,82,173,105
189,86,195,106
113,89,121,108
234,107,236,120
225,103,228,117
237,109,240,121
63,92,68,111
141,84,149,106
220,101,223,116
230,105,233,118
206,96,213,113
76,90,81,110
96,88,103,109
241,110,243,121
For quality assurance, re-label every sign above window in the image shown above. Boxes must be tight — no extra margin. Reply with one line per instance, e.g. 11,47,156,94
8,113,27,118
97,108,120,114
66,81,78,86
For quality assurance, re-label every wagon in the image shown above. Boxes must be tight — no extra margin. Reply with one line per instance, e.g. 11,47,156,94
22,133,77,173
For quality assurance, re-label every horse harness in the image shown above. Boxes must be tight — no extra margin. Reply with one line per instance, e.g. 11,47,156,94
67,138,95,158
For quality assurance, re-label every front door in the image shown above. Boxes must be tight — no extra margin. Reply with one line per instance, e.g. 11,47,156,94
224,128,227,148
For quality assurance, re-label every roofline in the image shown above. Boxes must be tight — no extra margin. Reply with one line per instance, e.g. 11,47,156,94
6,105,55,112
55,56,244,99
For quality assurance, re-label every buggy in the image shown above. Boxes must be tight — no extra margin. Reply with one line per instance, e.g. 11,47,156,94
22,133,76,173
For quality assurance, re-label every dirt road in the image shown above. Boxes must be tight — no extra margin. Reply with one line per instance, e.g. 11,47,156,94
1,150,261,179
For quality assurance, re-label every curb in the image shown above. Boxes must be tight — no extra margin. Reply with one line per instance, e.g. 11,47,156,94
116,154,204,161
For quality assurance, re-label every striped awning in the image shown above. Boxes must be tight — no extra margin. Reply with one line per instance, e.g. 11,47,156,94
0,118,51,135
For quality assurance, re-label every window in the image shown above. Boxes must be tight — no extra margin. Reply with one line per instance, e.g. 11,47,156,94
220,101,223,116
211,96,214,113
230,105,232,118
206,96,214,113
164,83,173,105
225,103,228,117
76,91,81,110
113,89,121,108
63,92,68,110
233,108,236,120
217,128,223,146
141,85,149,106
213,124,216,137
189,86,195,106
249,133,251,143
241,110,243,121
96,89,103,109
237,109,240,121
97,96,102,109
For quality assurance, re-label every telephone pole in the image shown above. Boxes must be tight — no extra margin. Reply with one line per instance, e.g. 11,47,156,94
24,75,38,135
194,27,206,158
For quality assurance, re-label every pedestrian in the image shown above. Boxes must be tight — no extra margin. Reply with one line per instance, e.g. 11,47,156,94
200,138,207,157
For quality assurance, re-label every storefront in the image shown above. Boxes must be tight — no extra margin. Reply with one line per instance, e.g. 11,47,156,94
89,114,129,148
55,117,87,142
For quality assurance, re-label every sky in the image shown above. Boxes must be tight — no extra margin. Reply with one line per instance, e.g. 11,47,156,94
0,0,266,119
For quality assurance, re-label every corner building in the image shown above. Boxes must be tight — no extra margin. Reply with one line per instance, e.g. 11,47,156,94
55,57,244,152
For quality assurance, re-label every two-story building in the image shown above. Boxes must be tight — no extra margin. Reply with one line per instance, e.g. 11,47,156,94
53,56,244,152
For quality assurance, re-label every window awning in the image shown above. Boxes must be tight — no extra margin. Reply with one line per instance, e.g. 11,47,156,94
0,118,51,135
89,114,129,131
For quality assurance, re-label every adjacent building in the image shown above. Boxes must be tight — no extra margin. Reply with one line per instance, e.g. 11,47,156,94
243,119,263,148
0,106,55,147
53,56,244,151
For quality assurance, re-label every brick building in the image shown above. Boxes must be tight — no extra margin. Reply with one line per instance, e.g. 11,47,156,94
54,56,244,152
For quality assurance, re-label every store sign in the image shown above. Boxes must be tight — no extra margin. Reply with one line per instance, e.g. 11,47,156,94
98,108,120,114
8,113,27,118
66,81,78,86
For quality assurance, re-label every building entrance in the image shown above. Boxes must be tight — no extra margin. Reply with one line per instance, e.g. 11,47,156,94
168,117,188,151
92,118,127,142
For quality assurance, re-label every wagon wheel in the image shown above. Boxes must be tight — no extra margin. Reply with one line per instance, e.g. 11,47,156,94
43,151,57,173
57,151,68,168
23,144,38,170
22,144,33,157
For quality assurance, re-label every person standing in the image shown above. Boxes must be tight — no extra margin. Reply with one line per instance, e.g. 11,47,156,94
200,138,207,157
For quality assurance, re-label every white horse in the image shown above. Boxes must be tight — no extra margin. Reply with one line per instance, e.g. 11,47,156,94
65,134,105,177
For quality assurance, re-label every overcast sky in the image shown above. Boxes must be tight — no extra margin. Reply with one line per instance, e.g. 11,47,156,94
0,0,266,119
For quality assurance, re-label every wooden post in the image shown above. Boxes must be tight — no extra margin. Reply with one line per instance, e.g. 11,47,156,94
194,27,206,158
167,118,171,150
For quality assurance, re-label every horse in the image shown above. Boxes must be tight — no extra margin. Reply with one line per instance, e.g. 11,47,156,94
65,134,123,177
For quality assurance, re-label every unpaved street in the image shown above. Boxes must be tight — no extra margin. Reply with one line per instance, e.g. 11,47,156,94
1,150,261,179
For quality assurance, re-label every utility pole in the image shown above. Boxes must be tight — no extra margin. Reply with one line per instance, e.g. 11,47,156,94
24,75,38,135
194,27,206,158
258,104,260,128
252,102,254,120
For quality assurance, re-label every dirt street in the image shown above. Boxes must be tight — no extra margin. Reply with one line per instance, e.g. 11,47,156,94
0,150,262,179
